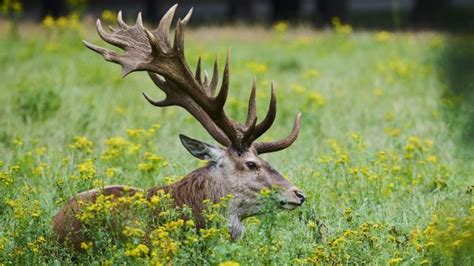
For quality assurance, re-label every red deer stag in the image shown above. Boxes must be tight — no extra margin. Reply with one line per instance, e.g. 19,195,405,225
53,4,304,248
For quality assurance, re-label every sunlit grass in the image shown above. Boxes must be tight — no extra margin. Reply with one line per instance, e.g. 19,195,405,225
0,21,473,264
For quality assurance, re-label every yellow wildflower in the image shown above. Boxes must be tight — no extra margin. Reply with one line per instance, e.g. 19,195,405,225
373,87,384,96
260,187,271,196
80,241,93,251
145,152,163,162
290,84,307,94
385,112,395,121
35,146,47,156
308,92,326,106
123,226,146,238
384,127,401,137
32,163,48,176
138,162,154,172
307,220,317,229
302,69,320,79
246,61,268,74
69,136,93,153
101,9,116,24
0,236,8,253
12,137,23,146
127,143,141,154
105,167,116,178
127,128,145,138
125,244,150,257
92,179,104,188
273,21,288,33
56,16,68,28
77,159,96,180
427,155,438,163
375,31,392,42
219,261,240,266
387,257,403,265
332,17,352,35
1,0,23,15
150,195,160,205
0,171,13,186
200,227,219,239
185,220,195,228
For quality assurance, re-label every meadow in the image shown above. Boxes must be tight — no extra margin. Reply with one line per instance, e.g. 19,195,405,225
0,16,473,265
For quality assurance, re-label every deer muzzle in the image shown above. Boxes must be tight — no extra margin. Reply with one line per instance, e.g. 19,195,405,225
279,187,306,210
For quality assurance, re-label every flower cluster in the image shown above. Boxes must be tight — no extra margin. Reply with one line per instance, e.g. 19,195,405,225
332,17,352,35
42,14,81,31
0,0,22,16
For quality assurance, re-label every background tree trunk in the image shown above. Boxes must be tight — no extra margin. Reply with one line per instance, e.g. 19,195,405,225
314,0,349,26
41,0,67,18
228,0,255,23
412,0,450,27
145,0,164,22
271,0,300,22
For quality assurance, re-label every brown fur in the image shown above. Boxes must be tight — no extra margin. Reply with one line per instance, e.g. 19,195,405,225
148,166,227,228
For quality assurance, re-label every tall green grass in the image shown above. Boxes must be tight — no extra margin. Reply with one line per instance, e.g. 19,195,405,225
0,23,472,264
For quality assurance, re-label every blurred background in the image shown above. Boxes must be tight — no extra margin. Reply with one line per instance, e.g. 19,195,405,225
2,0,474,31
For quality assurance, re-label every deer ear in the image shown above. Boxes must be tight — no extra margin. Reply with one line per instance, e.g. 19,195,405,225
179,134,223,162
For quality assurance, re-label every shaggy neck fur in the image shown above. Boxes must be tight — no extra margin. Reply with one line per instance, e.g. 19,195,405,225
147,164,246,239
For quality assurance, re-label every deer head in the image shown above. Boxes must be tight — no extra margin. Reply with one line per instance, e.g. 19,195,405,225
83,4,304,238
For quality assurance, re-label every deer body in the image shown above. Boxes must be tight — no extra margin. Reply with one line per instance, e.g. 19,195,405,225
54,142,303,248
53,4,305,249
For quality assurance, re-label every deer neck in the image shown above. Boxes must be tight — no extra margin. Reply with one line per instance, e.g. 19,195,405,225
199,163,249,240
149,165,229,220
149,163,247,240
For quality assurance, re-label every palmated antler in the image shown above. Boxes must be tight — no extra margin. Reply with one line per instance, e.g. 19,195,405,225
83,4,301,153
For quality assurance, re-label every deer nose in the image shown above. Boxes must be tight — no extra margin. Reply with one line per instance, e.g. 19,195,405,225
294,191,305,205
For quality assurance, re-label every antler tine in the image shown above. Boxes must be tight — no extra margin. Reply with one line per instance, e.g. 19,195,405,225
254,113,301,154
154,4,177,51
117,11,129,29
143,92,173,107
245,77,257,127
215,49,230,111
109,25,118,33
136,12,144,28
195,57,202,85
173,8,193,55
182,7,193,23
241,116,257,144
96,19,128,49
203,70,209,87
209,57,219,95
83,40,120,64
247,82,277,143
239,77,258,147
142,74,174,107
144,28,161,56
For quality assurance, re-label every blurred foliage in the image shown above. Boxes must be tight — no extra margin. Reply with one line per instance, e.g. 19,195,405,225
437,36,474,151
0,0,23,37
14,87,61,122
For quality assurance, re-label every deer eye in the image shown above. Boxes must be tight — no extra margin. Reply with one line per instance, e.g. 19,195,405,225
245,161,258,170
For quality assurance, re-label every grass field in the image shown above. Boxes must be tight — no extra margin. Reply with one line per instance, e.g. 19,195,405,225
0,19,473,264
